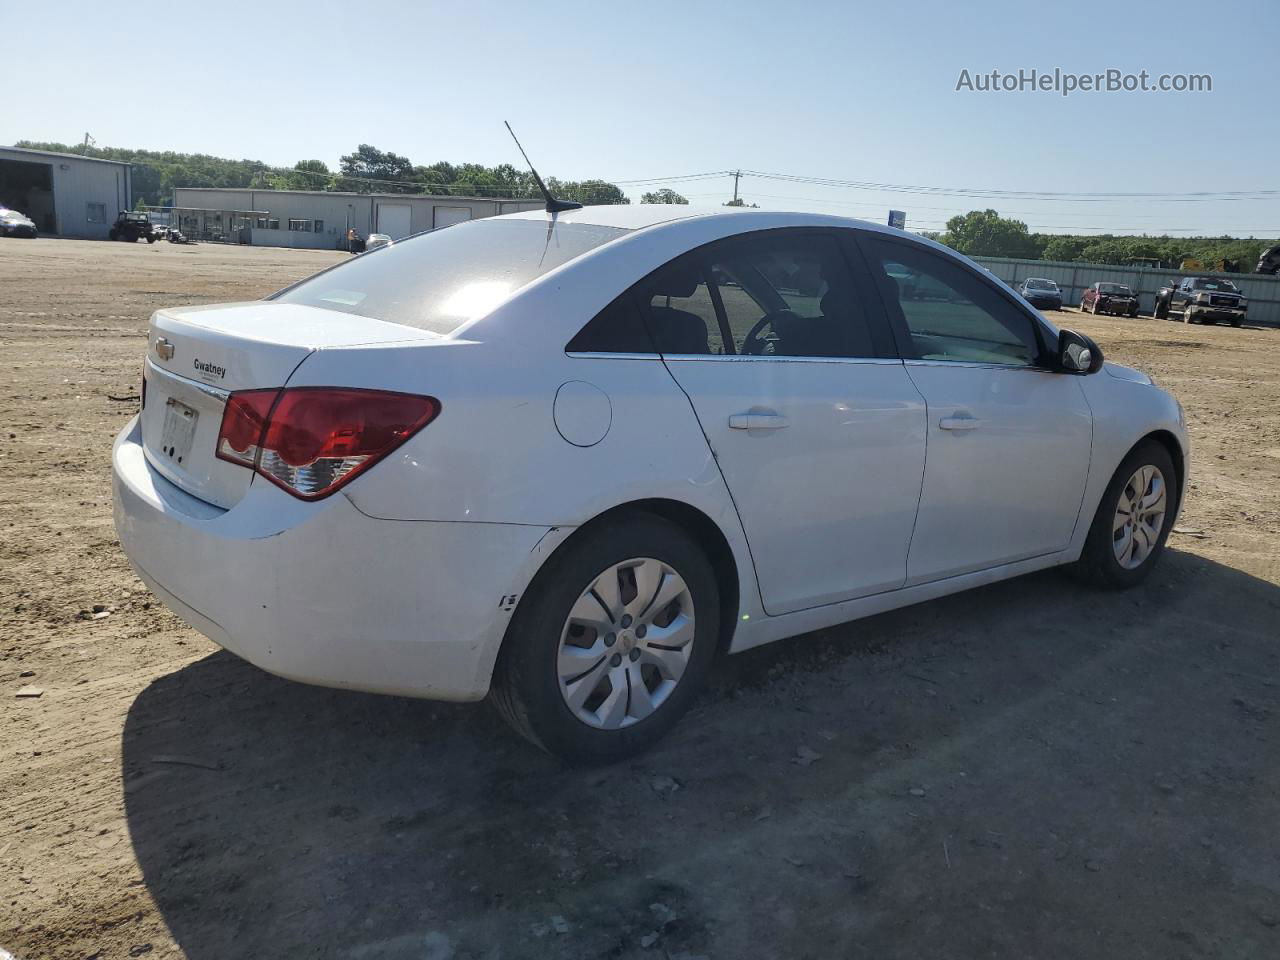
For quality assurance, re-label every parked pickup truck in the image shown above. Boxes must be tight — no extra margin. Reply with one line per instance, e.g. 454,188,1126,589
1153,276,1247,326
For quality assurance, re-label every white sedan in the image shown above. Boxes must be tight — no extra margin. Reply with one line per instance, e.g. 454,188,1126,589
113,206,1188,761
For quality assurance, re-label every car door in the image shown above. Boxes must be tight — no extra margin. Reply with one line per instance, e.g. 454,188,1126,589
1177,279,1195,310
634,229,927,616
856,233,1093,584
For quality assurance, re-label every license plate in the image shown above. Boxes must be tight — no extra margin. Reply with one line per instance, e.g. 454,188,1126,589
160,397,199,466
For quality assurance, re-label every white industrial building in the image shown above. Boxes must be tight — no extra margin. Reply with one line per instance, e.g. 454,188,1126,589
0,145,132,239
171,187,542,249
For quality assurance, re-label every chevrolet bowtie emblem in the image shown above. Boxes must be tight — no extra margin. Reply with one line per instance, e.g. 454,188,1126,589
154,337,175,361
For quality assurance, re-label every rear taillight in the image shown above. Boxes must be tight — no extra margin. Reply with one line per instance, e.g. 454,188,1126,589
215,387,439,500
217,389,277,467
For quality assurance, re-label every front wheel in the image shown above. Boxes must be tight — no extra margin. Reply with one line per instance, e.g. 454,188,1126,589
1071,440,1177,589
1154,297,1169,320
491,513,720,763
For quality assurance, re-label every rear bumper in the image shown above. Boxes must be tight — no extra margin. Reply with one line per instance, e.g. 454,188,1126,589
112,416,555,701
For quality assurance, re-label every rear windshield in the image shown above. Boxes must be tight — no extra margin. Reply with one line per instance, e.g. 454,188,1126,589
273,217,629,334
1098,283,1132,294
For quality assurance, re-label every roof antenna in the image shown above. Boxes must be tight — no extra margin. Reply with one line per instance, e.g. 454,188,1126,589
504,121,582,214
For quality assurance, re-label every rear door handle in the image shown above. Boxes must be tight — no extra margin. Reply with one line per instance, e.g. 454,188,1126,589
939,415,983,431
729,413,790,430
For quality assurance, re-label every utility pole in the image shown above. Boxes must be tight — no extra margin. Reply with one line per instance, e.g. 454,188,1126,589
81,132,95,154
732,170,741,205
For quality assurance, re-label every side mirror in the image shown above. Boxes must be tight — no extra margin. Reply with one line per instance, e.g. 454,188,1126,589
1058,329,1104,374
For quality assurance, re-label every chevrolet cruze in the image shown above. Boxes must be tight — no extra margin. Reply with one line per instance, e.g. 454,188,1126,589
113,206,1188,761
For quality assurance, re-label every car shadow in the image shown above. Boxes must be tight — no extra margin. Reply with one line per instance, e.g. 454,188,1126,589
122,548,1280,959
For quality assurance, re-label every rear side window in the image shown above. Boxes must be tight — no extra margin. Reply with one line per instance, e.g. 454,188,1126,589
274,218,629,335
566,296,654,353
703,233,876,358
567,229,886,359
635,257,728,355
862,237,1044,367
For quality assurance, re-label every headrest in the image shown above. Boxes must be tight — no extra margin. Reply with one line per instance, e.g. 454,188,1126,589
649,262,701,299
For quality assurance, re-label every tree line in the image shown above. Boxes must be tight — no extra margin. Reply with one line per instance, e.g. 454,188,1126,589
929,208,1274,270
14,141,635,207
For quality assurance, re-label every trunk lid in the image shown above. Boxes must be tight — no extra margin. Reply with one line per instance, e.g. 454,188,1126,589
142,301,439,508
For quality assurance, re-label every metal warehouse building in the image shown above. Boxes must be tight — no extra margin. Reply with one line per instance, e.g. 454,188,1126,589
171,187,542,249
0,146,132,239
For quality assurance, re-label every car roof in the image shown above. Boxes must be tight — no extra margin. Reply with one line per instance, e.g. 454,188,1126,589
496,203,908,237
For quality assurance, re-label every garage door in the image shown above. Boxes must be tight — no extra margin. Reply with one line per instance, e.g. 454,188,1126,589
433,206,472,228
376,203,412,239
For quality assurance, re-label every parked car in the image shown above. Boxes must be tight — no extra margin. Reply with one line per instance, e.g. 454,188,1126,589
1081,282,1139,317
109,211,158,243
1153,276,1247,326
1017,277,1063,311
365,233,392,252
113,207,1188,762
1254,244,1280,275
0,206,38,238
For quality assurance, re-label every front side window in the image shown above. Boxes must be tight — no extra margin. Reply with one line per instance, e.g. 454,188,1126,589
863,237,1043,367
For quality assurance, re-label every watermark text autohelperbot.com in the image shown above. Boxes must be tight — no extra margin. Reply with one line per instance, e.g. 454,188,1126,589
955,68,1211,96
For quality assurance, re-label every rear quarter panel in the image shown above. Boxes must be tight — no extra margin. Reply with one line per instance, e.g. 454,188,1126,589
288,340,762,615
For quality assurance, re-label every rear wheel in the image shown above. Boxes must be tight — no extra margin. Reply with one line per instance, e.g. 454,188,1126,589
1071,440,1177,589
1154,296,1168,320
491,513,720,763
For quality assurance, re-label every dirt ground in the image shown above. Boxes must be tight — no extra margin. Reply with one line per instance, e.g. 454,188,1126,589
2,237,1278,960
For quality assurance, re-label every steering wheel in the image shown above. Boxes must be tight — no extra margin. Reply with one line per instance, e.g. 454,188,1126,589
742,310,799,356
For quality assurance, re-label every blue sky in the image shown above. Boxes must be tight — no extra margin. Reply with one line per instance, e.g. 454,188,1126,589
5,0,1274,236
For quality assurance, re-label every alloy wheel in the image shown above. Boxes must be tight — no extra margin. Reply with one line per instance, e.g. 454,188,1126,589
1112,465,1167,569
557,558,696,730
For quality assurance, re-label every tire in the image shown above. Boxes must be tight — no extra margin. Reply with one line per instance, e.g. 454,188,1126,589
491,512,720,763
1231,319,1243,328
1154,296,1168,320
1071,440,1178,589
1183,305,1194,324
147,235,157,244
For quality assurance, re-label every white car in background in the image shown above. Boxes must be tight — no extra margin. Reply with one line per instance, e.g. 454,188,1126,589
113,206,1188,762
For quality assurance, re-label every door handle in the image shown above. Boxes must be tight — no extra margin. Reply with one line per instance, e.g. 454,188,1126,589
939,415,983,431
729,413,790,430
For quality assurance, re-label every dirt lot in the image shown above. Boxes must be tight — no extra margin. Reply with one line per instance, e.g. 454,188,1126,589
2,237,1278,960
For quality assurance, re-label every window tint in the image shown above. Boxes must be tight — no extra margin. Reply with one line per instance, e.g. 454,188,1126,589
864,238,1042,366
633,256,726,355
566,295,655,353
705,233,875,358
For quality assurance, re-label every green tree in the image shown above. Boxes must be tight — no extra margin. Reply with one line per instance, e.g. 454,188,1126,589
723,198,759,208
641,188,688,204
338,145,414,191
548,178,629,205
939,209,1038,258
